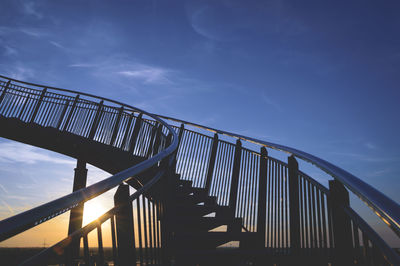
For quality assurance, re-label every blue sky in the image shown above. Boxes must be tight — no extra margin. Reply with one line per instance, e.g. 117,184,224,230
0,0,399,246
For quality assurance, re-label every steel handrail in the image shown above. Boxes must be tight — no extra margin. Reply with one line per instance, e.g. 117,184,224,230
21,169,166,266
0,75,136,112
0,76,179,241
155,114,400,237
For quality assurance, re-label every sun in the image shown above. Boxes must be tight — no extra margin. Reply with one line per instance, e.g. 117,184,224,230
82,200,107,226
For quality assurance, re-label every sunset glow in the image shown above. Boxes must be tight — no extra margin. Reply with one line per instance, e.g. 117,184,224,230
82,200,108,226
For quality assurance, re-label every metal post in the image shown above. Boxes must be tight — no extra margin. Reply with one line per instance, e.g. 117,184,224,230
88,100,104,140
228,139,242,218
288,155,300,251
129,113,143,153
0,80,10,105
110,106,124,146
329,180,353,265
67,159,88,264
256,147,268,248
56,99,70,130
120,113,134,150
159,154,173,264
62,95,80,131
146,126,158,158
151,124,163,157
29,88,47,123
205,133,219,194
114,184,135,266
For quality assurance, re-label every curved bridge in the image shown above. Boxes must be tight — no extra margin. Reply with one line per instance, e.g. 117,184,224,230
0,75,399,265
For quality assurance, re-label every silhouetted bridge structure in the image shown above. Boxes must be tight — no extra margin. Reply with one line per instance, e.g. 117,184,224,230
0,75,399,265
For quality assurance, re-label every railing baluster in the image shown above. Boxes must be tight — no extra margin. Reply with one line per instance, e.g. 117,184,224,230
0,80,10,105
29,88,46,123
142,196,149,264
147,198,154,263
88,100,104,140
120,113,134,150
18,95,29,120
316,189,323,250
299,176,305,249
310,184,317,248
97,224,105,266
83,234,90,266
136,196,144,265
62,95,79,131
129,113,143,154
110,216,118,265
110,107,124,146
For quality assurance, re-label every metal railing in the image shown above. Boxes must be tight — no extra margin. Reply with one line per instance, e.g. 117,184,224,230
0,75,178,265
0,75,399,265
161,116,400,264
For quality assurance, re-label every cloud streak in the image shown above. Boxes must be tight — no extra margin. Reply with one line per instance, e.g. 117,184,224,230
0,142,74,165
261,92,282,112
22,1,43,19
69,57,174,85
329,152,400,163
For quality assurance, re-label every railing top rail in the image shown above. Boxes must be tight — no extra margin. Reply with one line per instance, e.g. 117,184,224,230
155,114,400,237
0,75,179,241
0,75,137,112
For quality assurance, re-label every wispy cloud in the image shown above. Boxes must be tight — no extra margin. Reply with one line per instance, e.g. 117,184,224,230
117,66,172,84
22,1,43,19
69,56,175,86
0,184,8,194
19,27,47,38
364,142,377,150
329,152,400,163
0,63,35,81
49,41,65,50
68,63,97,68
3,45,18,56
0,142,74,165
366,168,393,178
261,92,282,112
0,199,14,215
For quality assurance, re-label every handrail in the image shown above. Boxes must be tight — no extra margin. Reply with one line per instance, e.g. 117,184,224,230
0,76,179,241
21,169,166,266
0,75,137,112
155,114,400,237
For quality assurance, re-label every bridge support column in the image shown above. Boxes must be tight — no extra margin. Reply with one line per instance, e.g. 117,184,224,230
67,159,88,264
288,155,300,253
114,184,135,266
329,180,353,266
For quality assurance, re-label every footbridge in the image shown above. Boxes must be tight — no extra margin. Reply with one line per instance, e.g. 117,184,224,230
0,75,399,265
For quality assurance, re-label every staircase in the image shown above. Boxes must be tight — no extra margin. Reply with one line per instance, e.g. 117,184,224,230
0,75,399,266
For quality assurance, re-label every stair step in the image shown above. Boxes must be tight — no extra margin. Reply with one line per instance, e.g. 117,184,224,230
173,232,257,249
175,193,216,204
173,195,217,207
175,248,332,266
173,204,227,217
176,186,207,197
177,179,192,188
172,217,243,232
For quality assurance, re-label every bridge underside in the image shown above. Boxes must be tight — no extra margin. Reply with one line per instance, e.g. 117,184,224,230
0,116,149,186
